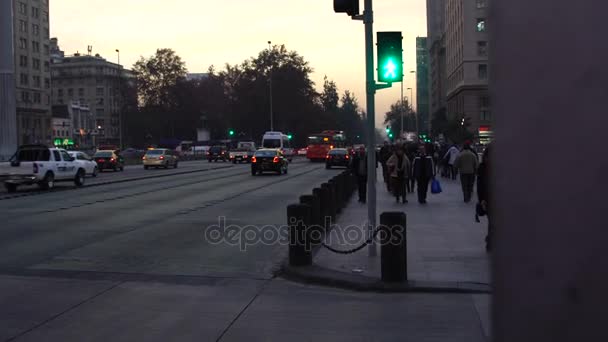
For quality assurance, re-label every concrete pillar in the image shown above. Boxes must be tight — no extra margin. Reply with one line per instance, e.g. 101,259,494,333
0,0,18,160
492,0,608,341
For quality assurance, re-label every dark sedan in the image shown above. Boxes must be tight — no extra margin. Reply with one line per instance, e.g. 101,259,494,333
326,148,350,169
251,149,288,176
93,150,124,171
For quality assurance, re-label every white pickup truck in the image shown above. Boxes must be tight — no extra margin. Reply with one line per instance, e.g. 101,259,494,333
0,144,87,193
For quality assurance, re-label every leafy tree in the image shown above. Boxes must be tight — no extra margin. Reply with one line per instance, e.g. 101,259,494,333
320,76,339,113
383,99,416,135
133,48,188,108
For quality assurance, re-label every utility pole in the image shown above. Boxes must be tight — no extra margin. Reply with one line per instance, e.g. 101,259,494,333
116,49,122,150
400,80,404,138
268,41,274,131
0,0,18,160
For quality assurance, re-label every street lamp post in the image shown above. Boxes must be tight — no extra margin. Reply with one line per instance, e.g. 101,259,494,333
409,70,417,137
116,49,122,150
268,41,274,131
400,79,404,139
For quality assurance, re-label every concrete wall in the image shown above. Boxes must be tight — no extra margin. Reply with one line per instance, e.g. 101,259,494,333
492,0,608,341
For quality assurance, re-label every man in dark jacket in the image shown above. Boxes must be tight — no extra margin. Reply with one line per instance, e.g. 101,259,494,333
412,145,435,204
351,146,368,203
378,141,392,192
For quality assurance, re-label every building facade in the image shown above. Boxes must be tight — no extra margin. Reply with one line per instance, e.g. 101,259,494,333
426,0,448,135
416,37,430,135
51,102,94,148
50,40,134,147
445,0,492,144
12,0,52,145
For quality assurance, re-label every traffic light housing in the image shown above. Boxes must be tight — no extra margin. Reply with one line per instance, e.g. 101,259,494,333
377,32,403,83
334,0,359,16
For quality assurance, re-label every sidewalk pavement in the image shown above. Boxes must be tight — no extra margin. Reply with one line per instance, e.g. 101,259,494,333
283,168,491,291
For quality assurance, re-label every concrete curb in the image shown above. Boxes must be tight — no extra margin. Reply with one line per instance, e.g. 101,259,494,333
280,262,492,294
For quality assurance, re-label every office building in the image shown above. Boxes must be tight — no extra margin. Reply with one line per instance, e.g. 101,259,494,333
416,37,430,135
426,0,447,135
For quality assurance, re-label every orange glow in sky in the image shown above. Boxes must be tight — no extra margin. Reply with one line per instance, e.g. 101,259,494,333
50,0,426,127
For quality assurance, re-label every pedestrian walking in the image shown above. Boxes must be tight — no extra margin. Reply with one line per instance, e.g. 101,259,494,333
406,143,418,193
444,144,460,180
454,143,479,203
477,143,492,252
379,141,392,192
386,146,411,203
351,146,368,203
412,145,435,204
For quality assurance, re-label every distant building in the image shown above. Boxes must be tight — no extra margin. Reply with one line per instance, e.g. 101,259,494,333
186,73,209,81
12,0,52,145
445,0,492,144
50,39,136,146
426,0,447,134
416,37,430,135
52,101,94,147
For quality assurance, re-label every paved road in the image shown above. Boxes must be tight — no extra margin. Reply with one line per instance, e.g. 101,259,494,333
0,158,487,341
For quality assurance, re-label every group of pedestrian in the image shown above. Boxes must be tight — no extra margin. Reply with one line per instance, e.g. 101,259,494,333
378,142,436,204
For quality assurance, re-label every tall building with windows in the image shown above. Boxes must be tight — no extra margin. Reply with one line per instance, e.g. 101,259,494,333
12,0,52,145
50,40,135,147
426,0,447,136
445,0,492,143
416,37,430,135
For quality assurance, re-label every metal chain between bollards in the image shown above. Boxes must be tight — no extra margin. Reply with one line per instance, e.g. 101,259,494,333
320,226,384,255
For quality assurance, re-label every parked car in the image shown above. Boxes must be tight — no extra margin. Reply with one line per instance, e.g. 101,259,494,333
297,148,308,156
251,149,288,176
143,149,179,169
93,150,124,172
68,151,98,177
325,148,351,169
207,145,228,162
0,144,87,193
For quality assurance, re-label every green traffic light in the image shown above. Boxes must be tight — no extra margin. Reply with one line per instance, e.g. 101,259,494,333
287,134,293,140
377,32,403,83
229,130,235,136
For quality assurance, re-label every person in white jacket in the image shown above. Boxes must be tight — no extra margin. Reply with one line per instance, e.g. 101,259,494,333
443,144,460,180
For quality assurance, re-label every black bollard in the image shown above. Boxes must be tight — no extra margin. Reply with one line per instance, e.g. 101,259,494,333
288,204,312,266
329,178,342,214
300,194,322,244
314,187,331,230
380,212,407,282
322,182,336,221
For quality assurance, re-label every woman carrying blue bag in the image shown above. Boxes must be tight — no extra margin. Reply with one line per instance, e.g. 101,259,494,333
412,144,436,204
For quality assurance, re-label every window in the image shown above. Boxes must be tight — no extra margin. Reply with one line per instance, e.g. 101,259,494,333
33,75,41,88
19,55,28,67
32,24,39,36
96,109,104,117
478,64,488,79
21,91,30,102
19,2,27,14
476,0,486,8
44,61,49,71
19,20,27,33
32,58,40,70
477,41,488,57
477,18,486,32
96,87,104,96
19,38,27,49
78,88,85,97
43,44,49,55
32,6,40,18
33,92,41,103
20,73,29,86
43,11,49,22
32,41,40,53
68,88,74,96
44,78,50,89
97,98,104,105
53,151,61,161
43,27,49,38
58,89,64,97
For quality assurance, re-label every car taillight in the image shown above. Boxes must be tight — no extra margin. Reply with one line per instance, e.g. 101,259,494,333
345,155,350,159
326,155,330,159
110,158,116,163
98,159,105,163
33,163,39,174
330,145,334,149
251,157,257,163
206,152,210,155
159,155,165,160
273,156,280,163
142,156,146,160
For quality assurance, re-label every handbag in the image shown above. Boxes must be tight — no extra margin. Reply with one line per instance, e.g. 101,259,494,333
431,178,442,194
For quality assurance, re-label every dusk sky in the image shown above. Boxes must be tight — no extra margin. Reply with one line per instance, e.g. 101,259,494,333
50,0,427,127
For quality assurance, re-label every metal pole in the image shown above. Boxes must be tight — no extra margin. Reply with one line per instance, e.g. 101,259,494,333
116,49,122,150
0,0,18,160
400,80,404,139
364,0,377,257
268,41,273,131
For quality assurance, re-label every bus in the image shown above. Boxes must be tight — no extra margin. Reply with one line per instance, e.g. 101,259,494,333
306,130,346,161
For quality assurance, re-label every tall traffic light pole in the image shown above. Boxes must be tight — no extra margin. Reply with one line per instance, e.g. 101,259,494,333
363,0,377,256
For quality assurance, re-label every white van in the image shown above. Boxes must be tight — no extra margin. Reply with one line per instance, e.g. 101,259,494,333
261,132,293,161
